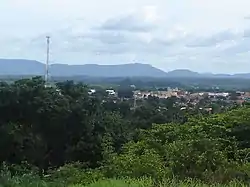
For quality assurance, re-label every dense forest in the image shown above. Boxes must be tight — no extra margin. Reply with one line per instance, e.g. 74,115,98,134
2,75,250,91
1,77,250,186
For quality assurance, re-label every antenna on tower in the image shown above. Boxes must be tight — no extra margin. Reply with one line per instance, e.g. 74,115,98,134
45,36,50,86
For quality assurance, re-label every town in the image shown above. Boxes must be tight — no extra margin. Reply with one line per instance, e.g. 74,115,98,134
88,86,250,114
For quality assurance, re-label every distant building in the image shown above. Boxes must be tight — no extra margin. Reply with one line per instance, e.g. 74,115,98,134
243,97,250,102
106,89,116,95
208,92,229,97
130,85,136,89
88,89,96,95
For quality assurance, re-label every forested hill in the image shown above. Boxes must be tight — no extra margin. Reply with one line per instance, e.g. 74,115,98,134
0,59,167,77
1,77,250,186
2,58,250,79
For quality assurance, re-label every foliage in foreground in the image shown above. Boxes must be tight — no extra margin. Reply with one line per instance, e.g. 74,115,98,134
1,77,250,186
0,173,248,187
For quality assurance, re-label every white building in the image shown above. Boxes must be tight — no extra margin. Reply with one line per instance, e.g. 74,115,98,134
106,89,116,95
88,89,96,95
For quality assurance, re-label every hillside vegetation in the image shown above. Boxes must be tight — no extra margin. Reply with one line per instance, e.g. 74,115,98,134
1,77,250,186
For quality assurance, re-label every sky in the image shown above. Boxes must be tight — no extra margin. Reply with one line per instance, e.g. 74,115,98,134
1,0,250,73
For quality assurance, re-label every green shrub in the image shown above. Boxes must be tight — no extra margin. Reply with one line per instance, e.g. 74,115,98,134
71,178,154,187
48,163,105,185
104,141,169,180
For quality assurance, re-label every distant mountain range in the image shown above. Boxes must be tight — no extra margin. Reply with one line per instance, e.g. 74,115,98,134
1,58,250,78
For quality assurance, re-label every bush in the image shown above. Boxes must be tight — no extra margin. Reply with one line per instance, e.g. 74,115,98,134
48,163,105,185
103,141,169,180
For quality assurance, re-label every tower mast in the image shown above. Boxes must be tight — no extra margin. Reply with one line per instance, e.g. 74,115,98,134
45,36,50,85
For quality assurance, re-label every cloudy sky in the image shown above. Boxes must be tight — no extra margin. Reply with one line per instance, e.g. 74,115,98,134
1,0,250,73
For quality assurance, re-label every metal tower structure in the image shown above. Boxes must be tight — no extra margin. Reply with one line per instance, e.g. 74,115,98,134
45,36,50,86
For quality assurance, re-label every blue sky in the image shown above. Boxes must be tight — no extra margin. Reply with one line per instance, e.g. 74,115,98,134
1,0,250,73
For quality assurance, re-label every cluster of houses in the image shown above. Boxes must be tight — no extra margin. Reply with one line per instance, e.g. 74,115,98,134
134,89,250,105
88,87,250,105
88,89,116,96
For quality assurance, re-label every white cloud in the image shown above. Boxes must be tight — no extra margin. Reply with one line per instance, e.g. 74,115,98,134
1,0,250,73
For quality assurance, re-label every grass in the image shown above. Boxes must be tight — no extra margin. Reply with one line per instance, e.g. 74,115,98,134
0,177,248,187
79,179,247,187
0,166,248,187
